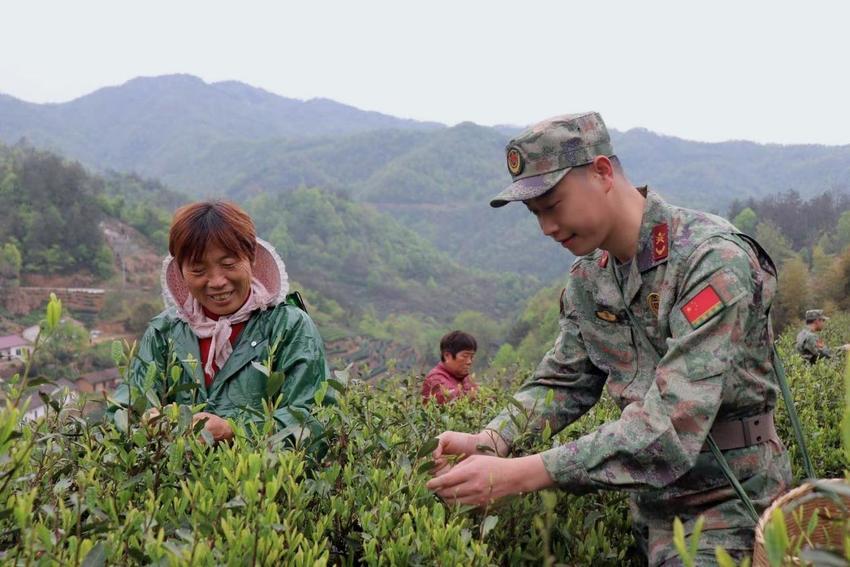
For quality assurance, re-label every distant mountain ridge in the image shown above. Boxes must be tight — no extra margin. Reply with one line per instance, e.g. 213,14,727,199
0,74,443,181
4,74,850,282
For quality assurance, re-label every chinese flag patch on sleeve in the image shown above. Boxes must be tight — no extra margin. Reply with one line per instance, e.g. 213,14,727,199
681,285,724,328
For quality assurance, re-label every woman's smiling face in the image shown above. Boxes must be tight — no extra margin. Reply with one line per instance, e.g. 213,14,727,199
182,243,253,316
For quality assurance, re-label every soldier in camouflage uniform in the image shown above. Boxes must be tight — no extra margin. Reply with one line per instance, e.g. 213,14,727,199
427,112,792,565
795,309,848,364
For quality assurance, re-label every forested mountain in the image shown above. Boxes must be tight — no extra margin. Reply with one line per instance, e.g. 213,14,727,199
0,74,441,183
4,75,850,283
245,188,529,321
613,129,850,211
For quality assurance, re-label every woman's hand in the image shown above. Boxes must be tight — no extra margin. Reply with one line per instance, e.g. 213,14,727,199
193,412,234,444
426,454,553,507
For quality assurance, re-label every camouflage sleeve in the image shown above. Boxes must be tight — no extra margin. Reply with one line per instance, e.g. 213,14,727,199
484,276,607,445
539,237,757,492
797,332,816,359
800,332,831,360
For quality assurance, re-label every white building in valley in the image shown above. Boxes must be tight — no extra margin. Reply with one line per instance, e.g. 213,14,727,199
0,335,32,361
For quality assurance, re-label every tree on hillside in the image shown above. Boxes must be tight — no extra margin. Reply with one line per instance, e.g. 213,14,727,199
0,242,22,286
491,285,562,375
755,220,794,265
0,147,108,275
730,190,850,252
732,207,758,234
774,255,810,332
820,246,850,311
809,242,834,305
126,300,162,333
837,210,850,249
94,245,115,279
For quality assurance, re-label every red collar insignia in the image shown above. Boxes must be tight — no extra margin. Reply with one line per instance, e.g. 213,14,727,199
651,223,668,262
598,251,609,268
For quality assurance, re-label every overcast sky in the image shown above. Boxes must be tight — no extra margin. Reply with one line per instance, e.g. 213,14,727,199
2,0,849,145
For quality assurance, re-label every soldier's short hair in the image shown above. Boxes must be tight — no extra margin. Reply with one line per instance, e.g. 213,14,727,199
439,330,477,361
571,154,624,175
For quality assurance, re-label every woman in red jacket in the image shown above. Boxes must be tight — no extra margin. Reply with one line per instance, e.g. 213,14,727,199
421,330,478,404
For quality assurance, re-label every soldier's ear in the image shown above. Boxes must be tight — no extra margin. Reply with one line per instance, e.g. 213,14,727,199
589,156,615,193
590,156,615,179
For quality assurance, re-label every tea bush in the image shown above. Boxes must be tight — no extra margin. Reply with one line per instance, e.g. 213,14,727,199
0,305,847,565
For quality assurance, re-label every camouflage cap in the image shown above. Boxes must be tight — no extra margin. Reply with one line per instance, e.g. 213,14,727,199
805,309,829,323
490,112,614,208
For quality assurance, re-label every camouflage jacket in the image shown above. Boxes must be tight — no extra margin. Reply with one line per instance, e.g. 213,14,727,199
487,189,783,494
795,327,831,364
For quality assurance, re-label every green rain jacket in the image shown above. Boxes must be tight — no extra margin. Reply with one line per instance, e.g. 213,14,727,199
111,239,332,455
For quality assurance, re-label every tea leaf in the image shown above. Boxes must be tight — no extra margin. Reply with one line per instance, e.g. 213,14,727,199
80,542,105,567
763,508,789,567
267,371,285,398
24,376,54,389
416,437,439,459
672,518,691,567
481,515,498,538
798,549,849,567
714,547,736,567
251,361,270,377
114,408,128,434
111,340,124,366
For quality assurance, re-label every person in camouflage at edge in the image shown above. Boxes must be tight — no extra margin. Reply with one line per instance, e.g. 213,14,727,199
795,309,849,364
426,112,792,565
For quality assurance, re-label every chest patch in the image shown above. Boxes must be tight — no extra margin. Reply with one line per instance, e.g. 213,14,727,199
595,310,620,323
647,292,660,317
681,284,724,328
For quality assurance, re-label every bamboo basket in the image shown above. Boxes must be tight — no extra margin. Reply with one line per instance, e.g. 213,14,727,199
752,479,850,566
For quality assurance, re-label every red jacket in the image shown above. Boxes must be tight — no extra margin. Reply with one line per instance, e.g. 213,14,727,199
421,362,478,404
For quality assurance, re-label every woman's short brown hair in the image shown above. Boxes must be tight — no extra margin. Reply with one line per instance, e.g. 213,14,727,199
169,201,257,268
439,330,477,361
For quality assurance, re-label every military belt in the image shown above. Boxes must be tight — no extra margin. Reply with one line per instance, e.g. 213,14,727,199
702,412,776,452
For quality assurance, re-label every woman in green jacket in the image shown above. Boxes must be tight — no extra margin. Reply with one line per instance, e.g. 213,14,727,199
112,201,331,452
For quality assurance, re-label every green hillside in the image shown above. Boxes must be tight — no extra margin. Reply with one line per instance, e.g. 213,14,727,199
0,144,113,277
5,75,850,283
614,129,850,210
245,188,531,321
